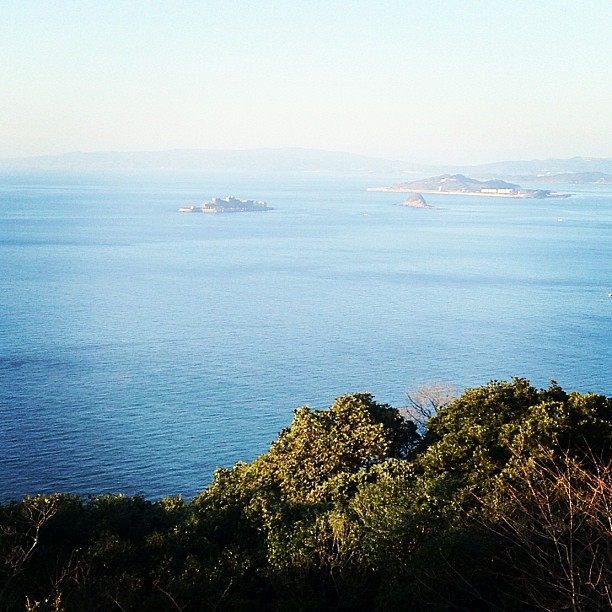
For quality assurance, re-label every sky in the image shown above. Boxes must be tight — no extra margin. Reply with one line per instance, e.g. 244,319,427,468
2,1,611,165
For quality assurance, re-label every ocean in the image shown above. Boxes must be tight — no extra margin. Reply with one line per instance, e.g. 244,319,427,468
1,170,611,501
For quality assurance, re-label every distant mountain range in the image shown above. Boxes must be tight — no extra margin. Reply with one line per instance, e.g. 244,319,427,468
458,157,612,178
504,171,612,184
1,148,611,180
0,148,411,175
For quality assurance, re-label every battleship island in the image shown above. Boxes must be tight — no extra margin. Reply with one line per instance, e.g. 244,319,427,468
179,196,272,213
367,174,571,199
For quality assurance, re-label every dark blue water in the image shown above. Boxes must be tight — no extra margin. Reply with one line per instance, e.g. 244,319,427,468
1,171,611,500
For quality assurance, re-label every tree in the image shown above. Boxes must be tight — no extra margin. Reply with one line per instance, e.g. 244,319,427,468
1,382,609,611
480,448,612,611
0,495,60,602
190,393,420,609
416,378,612,509
403,382,458,435
256,393,418,502
410,378,612,610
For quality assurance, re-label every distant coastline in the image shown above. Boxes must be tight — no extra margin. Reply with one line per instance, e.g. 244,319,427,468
369,187,570,199
368,174,571,199
2,150,611,178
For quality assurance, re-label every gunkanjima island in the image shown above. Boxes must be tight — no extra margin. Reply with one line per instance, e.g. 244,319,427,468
178,195,272,213
368,173,572,199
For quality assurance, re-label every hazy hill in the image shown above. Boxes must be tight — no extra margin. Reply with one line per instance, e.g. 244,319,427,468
391,173,520,192
506,171,612,184
0,148,416,175
1,149,611,179
462,157,612,178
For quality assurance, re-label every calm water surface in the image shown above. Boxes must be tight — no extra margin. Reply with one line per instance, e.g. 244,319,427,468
1,171,611,500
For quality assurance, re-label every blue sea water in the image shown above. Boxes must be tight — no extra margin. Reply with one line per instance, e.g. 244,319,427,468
1,170,611,501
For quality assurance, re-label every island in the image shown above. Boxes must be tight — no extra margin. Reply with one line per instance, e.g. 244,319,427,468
367,174,571,199
179,196,272,213
399,193,432,208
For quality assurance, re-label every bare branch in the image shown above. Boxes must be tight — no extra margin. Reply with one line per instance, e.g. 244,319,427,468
403,382,458,432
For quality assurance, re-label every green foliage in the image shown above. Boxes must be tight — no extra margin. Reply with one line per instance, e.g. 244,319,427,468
1,383,610,611
252,392,419,503
417,378,612,510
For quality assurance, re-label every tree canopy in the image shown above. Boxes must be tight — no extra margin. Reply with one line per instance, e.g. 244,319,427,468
1,379,610,611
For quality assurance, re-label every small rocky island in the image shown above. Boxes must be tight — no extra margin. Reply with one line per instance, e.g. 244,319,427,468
399,193,432,208
368,174,571,199
179,196,272,213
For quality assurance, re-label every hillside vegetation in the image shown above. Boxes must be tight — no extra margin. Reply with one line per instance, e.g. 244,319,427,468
1,379,611,611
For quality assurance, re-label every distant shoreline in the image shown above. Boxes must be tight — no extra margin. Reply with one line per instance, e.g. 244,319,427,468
367,187,571,199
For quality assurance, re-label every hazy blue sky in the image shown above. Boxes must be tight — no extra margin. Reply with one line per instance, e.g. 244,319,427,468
2,1,611,164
